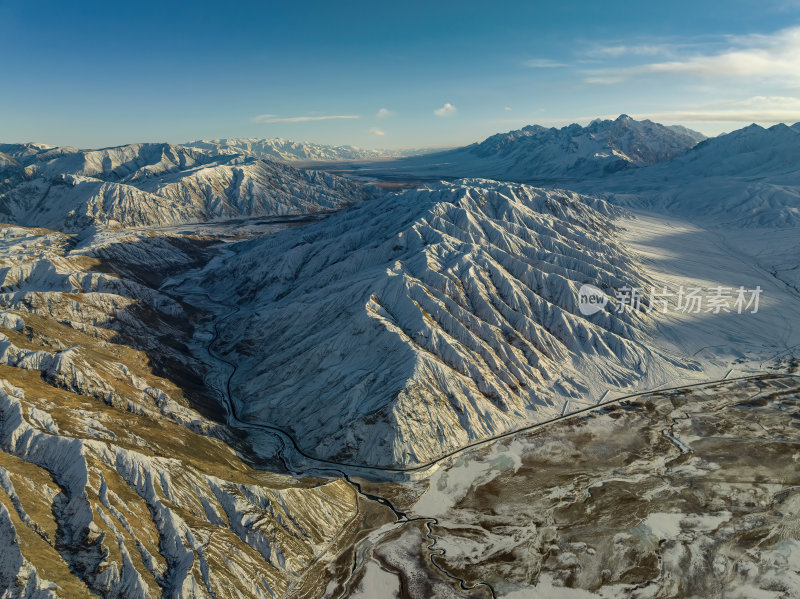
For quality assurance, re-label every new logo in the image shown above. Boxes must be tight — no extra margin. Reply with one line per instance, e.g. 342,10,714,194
578,284,608,316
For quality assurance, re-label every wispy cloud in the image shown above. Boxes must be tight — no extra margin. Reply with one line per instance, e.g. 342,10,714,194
563,97,800,125
376,108,393,118
640,109,800,122
584,75,628,85
584,26,800,85
369,127,386,136
523,58,568,68
504,106,512,111
585,43,675,59
731,95,800,108
252,114,360,123
434,103,456,117
487,96,800,131
637,96,800,122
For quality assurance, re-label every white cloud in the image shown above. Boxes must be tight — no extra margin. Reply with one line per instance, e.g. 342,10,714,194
434,103,456,117
585,44,675,59
487,96,800,132
369,127,386,136
584,26,800,85
731,95,800,108
640,109,800,122
376,108,393,118
523,58,567,68
253,114,360,123
573,97,800,125
504,106,512,111
584,75,627,85
635,96,800,123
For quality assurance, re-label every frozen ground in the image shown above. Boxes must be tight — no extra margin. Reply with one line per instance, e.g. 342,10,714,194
353,374,800,598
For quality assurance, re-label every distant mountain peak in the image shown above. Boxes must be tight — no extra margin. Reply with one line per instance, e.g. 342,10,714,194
346,116,706,182
577,119,800,227
0,141,372,231
467,116,706,178
184,138,427,162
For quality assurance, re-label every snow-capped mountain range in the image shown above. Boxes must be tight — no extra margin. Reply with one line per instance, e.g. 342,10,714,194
340,115,706,181
1,113,799,594
184,137,430,162
0,117,796,472
579,122,800,226
330,116,800,228
0,142,371,231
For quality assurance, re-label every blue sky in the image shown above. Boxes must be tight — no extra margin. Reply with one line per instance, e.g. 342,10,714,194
2,0,800,149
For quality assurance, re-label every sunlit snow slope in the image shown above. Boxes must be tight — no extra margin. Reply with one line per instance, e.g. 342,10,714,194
0,142,370,231
193,179,692,468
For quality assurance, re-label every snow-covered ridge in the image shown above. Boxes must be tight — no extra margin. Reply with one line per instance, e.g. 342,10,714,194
471,115,705,169
190,179,692,468
184,137,428,162
578,122,800,227
2,142,215,182
0,142,372,232
338,115,705,181
0,223,363,597
0,378,357,598
667,122,800,177
0,225,215,429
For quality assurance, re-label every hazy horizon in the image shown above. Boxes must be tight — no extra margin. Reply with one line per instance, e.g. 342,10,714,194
3,0,800,149
5,114,798,153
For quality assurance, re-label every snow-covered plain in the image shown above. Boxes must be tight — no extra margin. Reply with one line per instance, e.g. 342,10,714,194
616,211,800,377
